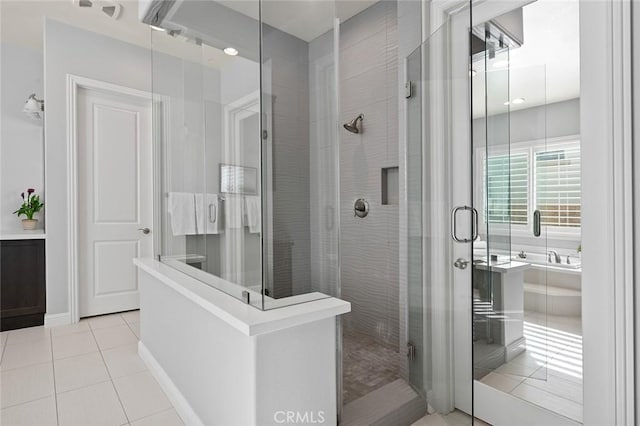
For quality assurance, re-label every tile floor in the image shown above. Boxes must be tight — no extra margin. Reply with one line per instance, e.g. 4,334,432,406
0,311,183,426
411,410,490,426
342,328,403,404
479,312,583,423
1,310,580,426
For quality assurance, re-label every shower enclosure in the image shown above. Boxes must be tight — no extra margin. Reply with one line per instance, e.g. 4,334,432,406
143,0,555,423
148,0,340,311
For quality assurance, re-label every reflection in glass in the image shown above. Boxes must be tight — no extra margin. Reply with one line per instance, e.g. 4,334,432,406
150,0,338,311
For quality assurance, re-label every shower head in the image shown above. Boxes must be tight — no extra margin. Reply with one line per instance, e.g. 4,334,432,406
343,113,364,134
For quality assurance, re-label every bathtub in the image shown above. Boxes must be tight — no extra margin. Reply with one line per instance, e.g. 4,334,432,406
512,251,582,317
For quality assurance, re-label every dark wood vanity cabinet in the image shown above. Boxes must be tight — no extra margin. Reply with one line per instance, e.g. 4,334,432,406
0,239,46,331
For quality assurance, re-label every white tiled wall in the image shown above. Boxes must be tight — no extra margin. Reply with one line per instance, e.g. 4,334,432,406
337,0,401,348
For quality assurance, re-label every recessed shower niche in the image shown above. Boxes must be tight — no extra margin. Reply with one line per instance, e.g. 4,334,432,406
382,166,399,205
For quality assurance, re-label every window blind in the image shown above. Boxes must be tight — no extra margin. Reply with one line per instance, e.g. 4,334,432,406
485,152,529,225
535,144,581,227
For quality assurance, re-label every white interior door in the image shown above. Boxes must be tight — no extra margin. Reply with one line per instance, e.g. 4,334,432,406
77,87,153,317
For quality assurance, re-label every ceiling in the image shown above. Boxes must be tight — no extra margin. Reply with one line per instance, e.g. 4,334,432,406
2,0,579,112
217,0,378,42
472,0,580,117
0,0,232,67
0,0,378,67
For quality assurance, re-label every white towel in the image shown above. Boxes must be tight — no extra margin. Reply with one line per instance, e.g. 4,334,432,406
225,196,244,229
167,192,197,236
195,193,221,234
245,196,261,234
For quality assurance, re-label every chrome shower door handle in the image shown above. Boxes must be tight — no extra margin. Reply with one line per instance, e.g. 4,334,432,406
451,206,477,243
533,209,541,237
209,204,217,223
471,207,479,242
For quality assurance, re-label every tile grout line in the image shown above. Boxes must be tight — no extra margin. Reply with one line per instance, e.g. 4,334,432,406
4,313,168,425
88,313,132,425
0,333,8,365
49,327,61,426
508,381,582,423
517,364,584,405
122,316,139,338
1,394,54,411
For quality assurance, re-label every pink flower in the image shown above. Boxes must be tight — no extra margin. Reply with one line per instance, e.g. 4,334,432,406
27,188,35,194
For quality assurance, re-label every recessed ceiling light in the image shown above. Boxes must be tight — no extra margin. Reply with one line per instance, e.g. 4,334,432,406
149,25,166,32
511,97,525,105
224,47,239,56
492,60,509,69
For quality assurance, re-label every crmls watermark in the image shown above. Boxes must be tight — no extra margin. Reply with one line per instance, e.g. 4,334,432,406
273,410,326,424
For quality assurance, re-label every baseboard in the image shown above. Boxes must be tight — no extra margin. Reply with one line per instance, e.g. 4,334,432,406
138,341,204,426
44,312,71,327
504,336,526,362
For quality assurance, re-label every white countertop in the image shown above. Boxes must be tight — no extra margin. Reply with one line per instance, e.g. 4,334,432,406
0,229,46,240
474,260,530,274
134,258,351,336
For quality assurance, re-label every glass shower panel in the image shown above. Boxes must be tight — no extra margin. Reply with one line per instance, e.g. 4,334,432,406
472,46,513,380
510,64,549,385
405,44,425,398
472,34,549,382
259,1,339,309
150,0,341,310
152,34,208,283
152,0,265,308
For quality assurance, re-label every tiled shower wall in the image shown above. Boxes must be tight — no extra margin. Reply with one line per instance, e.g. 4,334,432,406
338,0,400,348
309,29,339,298
262,24,312,298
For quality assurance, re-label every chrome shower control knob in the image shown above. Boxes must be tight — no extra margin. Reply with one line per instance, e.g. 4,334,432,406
354,198,369,218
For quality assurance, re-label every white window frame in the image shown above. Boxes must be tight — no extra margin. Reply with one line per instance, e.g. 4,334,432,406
475,134,581,242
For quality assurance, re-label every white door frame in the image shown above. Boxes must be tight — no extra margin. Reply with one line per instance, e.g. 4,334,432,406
221,89,262,284
66,74,168,323
427,0,636,424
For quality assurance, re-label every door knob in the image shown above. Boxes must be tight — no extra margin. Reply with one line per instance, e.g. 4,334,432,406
138,228,151,235
454,258,470,270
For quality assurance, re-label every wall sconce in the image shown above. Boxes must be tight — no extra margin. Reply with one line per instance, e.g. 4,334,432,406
23,94,44,121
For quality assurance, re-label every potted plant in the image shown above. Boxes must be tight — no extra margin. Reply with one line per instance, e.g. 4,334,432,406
13,188,44,230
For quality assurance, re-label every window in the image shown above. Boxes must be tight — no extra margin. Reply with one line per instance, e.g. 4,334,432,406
484,152,529,224
534,145,581,228
479,139,581,232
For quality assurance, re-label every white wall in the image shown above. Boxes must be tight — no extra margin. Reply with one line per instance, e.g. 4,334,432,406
43,18,284,315
472,98,580,146
139,267,340,425
0,43,44,233
44,19,218,315
45,19,157,315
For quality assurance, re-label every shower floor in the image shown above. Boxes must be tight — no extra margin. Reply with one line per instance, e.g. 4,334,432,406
342,329,403,405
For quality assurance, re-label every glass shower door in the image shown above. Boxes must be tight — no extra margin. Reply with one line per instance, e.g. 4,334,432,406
471,14,550,415
405,40,424,398
405,19,474,414
407,2,555,422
